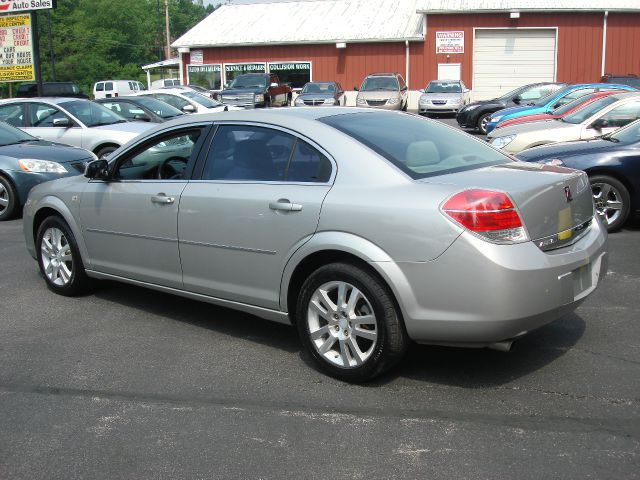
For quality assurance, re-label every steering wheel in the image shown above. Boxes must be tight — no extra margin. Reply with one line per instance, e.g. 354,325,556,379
157,156,188,179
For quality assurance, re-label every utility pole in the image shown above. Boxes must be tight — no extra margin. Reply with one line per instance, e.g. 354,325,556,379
47,9,56,81
164,0,171,60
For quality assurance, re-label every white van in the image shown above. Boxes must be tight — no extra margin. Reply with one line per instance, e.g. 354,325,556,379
150,78,181,90
93,80,146,99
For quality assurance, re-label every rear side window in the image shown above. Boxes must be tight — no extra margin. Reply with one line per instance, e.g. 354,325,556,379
319,112,510,179
287,140,332,183
95,83,104,92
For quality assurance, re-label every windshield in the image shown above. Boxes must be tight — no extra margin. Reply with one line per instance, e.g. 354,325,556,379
229,75,267,89
319,112,511,179
182,91,223,108
609,118,640,143
60,100,126,127
562,96,619,124
425,81,461,93
133,96,183,118
360,76,399,92
302,82,336,94
0,121,35,146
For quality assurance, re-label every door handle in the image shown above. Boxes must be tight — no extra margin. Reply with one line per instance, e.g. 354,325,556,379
151,194,175,204
269,199,303,212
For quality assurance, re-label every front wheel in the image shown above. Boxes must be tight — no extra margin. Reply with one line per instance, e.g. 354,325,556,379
36,216,91,296
296,263,408,382
590,175,630,232
477,113,491,135
0,175,19,221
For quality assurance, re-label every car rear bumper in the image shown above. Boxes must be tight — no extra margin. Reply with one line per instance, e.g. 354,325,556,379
374,217,608,346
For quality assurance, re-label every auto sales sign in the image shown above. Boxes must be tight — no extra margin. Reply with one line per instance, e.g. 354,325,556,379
435,31,464,54
0,14,34,82
0,0,54,13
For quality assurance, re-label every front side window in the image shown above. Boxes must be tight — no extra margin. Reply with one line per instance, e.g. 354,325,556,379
609,119,640,143
553,88,596,108
133,96,183,119
27,103,72,128
114,128,204,180
562,96,618,124
320,112,511,179
100,101,146,121
181,91,222,108
594,101,640,129
95,83,104,92
152,93,190,111
105,82,113,91
59,100,126,127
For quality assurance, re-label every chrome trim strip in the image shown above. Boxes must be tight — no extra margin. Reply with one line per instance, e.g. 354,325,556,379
536,218,593,252
180,239,276,255
85,228,177,243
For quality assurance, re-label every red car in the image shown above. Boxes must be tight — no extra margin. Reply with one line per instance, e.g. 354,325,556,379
494,90,619,130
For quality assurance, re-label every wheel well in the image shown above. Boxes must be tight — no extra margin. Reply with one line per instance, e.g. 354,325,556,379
286,249,401,325
32,207,62,241
587,168,635,202
93,143,119,155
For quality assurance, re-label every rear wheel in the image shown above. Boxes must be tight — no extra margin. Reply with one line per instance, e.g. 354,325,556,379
477,113,491,135
590,175,630,232
36,216,91,296
296,263,408,382
0,175,19,221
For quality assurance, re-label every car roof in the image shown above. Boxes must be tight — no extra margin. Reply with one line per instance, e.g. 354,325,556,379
365,73,398,77
0,97,85,104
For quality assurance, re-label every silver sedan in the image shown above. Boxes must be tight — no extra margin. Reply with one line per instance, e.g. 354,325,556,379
22,108,608,382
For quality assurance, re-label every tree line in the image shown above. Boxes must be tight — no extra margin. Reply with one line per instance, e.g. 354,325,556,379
1,0,216,97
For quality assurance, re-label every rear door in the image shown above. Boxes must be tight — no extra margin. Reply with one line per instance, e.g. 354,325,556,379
179,123,334,309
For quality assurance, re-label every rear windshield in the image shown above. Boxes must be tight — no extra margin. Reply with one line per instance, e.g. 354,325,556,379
319,112,511,179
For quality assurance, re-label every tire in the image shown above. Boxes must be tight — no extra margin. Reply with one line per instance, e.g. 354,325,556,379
477,112,491,135
95,145,118,159
296,262,408,382
36,216,91,296
0,175,19,221
264,96,272,108
590,175,630,232
402,101,408,112
286,94,292,107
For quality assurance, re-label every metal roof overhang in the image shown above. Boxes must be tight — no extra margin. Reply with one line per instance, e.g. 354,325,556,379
176,37,425,50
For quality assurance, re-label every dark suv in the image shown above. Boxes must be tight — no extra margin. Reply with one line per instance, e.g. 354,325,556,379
600,74,640,89
16,82,88,99
456,82,566,134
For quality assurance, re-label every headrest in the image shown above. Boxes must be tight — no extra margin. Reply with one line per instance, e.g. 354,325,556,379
405,141,441,168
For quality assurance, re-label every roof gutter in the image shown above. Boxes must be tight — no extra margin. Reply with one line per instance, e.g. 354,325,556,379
172,37,425,49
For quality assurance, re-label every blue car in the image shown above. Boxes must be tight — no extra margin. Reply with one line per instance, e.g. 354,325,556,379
0,121,95,221
485,83,637,134
516,118,640,232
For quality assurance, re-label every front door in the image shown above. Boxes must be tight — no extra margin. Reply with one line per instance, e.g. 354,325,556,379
79,125,209,288
24,102,84,147
179,124,334,309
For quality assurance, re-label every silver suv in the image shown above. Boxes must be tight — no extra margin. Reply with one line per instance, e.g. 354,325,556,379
355,73,408,111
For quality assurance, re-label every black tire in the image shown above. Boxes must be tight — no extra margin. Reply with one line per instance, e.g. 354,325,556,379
590,175,631,232
36,216,91,296
95,145,118,159
295,262,408,382
0,175,19,221
286,94,292,107
402,101,408,112
264,96,272,108
477,112,491,135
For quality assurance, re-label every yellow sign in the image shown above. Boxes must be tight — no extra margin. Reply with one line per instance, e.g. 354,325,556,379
0,14,35,82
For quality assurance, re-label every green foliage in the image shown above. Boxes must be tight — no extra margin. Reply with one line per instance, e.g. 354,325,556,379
2,0,216,97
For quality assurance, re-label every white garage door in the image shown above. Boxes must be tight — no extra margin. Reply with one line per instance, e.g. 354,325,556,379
472,29,556,101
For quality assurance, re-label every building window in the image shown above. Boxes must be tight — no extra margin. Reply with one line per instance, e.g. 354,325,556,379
223,63,267,86
187,64,222,90
268,61,311,89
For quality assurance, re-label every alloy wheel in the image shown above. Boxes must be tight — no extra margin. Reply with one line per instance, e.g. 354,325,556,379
40,227,74,286
0,182,8,214
306,281,378,368
592,182,623,226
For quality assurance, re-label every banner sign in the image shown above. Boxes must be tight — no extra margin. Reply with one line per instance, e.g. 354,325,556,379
268,62,310,72
436,31,464,54
190,49,203,65
188,64,220,73
224,63,265,73
0,14,35,82
0,0,55,13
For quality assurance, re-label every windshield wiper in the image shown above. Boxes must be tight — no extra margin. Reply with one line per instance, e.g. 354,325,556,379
602,134,619,142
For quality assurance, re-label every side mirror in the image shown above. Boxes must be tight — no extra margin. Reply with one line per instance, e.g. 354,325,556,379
513,95,522,105
182,104,196,113
133,113,151,122
591,118,609,130
52,117,71,128
84,159,109,179
269,82,278,88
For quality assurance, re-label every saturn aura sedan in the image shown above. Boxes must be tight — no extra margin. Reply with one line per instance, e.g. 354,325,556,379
418,79,470,116
23,108,608,382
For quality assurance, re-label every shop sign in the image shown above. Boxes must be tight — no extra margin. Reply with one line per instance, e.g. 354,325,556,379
224,63,265,73
435,31,464,54
0,14,34,82
190,49,203,65
0,0,55,13
188,64,221,73
268,62,311,72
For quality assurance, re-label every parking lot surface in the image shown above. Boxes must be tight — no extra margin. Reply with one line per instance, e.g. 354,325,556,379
1,150,639,478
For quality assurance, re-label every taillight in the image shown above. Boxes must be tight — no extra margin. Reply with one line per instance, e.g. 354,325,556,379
114,92,119,97
442,189,528,243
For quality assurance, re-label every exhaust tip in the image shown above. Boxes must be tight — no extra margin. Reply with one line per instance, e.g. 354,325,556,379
488,340,513,352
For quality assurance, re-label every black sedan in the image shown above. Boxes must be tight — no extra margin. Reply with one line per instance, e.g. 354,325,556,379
294,81,345,107
517,119,640,231
96,96,184,123
456,82,566,134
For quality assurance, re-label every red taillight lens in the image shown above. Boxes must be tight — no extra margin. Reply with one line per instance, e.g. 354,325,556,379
442,189,527,243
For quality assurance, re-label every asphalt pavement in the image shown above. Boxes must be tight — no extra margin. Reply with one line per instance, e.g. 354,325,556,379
1,122,639,478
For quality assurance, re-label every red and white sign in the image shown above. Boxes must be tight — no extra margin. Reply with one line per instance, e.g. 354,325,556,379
436,31,464,54
0,0,55,13
190,49,203,65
